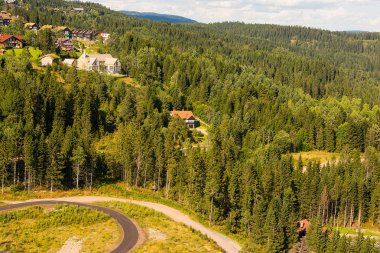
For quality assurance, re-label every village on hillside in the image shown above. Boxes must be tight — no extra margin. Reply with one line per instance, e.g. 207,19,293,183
0,1,120,74
0,0,211,150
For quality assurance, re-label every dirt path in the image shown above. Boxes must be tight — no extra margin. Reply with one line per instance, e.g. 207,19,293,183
6,196,242,253
57,237,83,253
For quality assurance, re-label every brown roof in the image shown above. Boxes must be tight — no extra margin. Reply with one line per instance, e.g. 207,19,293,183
171,110,194,120
0,34,24,43
0,11,11,19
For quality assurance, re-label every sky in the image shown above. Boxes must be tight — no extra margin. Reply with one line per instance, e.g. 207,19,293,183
88,0,380,31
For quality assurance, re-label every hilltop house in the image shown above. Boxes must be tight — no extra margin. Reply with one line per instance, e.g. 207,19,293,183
0,34,24,48
4,0,17,6
77,52,120,74
24,22,39,33
170,110,198,129
72,8,84,13
0,11,11,26
72,29,97,41
54,26,72,38
40,54,59,66
56,37,73,51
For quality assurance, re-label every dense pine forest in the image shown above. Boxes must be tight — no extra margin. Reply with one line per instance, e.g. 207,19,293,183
1,0,380,252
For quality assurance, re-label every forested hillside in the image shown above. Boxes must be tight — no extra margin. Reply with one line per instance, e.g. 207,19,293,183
1,0,380,252
121,11,198,23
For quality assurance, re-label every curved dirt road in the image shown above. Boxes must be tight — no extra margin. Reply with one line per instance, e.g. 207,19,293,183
0,200,139,253
5,196,242,253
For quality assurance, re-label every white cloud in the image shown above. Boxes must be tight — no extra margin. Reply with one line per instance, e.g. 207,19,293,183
88,0,380,31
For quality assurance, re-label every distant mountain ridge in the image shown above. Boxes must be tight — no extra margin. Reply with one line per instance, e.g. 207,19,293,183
121,11,198,24
344,30,369,34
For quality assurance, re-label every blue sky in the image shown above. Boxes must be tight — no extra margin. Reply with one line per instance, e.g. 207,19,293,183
89,0,380,31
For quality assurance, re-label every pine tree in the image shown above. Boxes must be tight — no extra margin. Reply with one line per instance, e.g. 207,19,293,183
0,138,11,194
71,145,86,189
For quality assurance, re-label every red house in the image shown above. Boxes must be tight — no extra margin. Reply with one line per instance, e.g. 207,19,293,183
170,110,198,129
296,219,311,237
0,34,24,48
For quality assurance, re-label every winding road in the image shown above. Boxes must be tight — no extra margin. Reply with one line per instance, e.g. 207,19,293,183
1,196,242,253
0,200,139,253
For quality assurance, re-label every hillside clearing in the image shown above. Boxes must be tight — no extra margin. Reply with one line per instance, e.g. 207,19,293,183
292,151,341,165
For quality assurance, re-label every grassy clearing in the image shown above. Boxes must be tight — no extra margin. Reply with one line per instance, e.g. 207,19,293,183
94,133,118,154
292,150,340,165
6,47,42,60
118,76,141,87
98,201,222,253
337,227,380,239
81,40,103,55
0,204,120,253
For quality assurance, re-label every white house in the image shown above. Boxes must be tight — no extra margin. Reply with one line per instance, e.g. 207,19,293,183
40,55,59,66
63,58,76,67
77,52,120,74
170,110,198,129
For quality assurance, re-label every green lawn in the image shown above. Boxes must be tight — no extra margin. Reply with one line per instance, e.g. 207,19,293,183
336,227,380,240
5,47,42,60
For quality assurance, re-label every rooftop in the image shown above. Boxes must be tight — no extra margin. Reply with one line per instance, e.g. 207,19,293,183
0,34,23,43
171,110,195,120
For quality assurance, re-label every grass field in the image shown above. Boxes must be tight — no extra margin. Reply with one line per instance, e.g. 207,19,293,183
5,47,42,60
118,76,141,87
337,227,380,239
0,204,120,253
98,201,222,253
292,150,340,165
